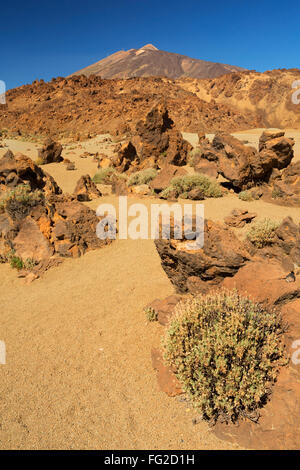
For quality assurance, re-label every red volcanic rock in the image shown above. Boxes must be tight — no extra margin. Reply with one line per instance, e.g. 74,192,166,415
0,150,61,197
132,103,192,168
146,295,182,326
155,219,251,293
114,141,140,173
73,174,102,201
150,164,187,192
222,260,300,306
151,348,182,397
224,209,257,228
37,138,63,164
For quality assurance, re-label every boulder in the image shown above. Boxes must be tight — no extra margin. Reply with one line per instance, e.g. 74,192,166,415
258,130,285,151
150,164,187,192
155,219,251,293
132,102,192,168
145,295,182,326
224,209,257,228
37,138,63,164
0,150,61,197
151,348,182,397
113,141,140,173
222,260,300,306
73,174,102,201
13,217,53,261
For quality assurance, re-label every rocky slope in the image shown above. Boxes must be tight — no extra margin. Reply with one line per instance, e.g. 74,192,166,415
0,75,261,139
73,44,245,80
179,68,300,129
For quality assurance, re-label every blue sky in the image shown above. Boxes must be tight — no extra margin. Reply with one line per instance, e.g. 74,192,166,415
1,0,299,89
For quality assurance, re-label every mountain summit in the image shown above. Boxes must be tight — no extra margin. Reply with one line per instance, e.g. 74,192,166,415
72,45,246,79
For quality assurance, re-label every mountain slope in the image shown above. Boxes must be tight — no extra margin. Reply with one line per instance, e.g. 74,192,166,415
178,68,300,129
72,44,246,79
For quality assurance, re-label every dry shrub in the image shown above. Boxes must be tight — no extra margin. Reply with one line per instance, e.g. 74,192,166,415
162,289,286,424
246,218,280,248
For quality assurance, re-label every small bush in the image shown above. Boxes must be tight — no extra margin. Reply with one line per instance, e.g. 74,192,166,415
92,168,116,184
162,290,286,424
272,188,284,199
247,218,280,248
144,306,158,322
128,168,157,186
10,255,24,270
0,184,44,220
238,190,253,202
160,174,223,199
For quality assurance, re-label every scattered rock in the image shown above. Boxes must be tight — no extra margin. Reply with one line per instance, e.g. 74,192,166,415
222,260,300,306
155,219,251,293
73,174,102,201
0,150,61,197
66,162,76,170
37,138,63,164
224,209,257,228
151,348,183,397
145,295,182,326
150,164,187,192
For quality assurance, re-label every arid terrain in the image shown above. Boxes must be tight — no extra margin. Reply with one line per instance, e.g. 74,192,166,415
73,44,245,79
1,58,300,450
1,125,300,449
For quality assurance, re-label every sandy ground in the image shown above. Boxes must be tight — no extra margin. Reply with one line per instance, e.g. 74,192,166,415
1,130,300,450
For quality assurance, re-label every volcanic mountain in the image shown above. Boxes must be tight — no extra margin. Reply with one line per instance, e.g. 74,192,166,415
72,44,246,79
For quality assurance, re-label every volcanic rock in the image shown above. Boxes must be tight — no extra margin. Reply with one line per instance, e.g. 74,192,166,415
151,348,182,397
73,174,102,201
150,164,187,192
155,219,251,293
37,138,63,164
0,150,61,197
224,209,257,228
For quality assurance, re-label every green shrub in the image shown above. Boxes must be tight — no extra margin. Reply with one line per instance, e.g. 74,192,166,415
144,306,158,322
10,255,24,270
128,168,157,186
92,168,116,184
162,289,286,424
272,188,284,199
238,190,253,202
247,218,280,248
0,184,44,220
160,174,223,199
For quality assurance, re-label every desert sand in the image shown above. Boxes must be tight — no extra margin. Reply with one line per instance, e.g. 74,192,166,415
1,130,300,449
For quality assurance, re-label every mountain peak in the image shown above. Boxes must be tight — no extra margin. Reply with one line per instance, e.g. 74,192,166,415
73,45,246,80
139,44,158,51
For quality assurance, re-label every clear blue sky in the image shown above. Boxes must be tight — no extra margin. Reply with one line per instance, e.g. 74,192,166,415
1,0,299,89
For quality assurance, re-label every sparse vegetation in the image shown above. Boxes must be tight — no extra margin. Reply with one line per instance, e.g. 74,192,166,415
93,168,128,184
3,249,37,271
144,306,158,322
247,218,280,248
93,168,116,183
160,174,223,199
238,190,253,201
0,184,44,220
162,289,286,424
128,168,157,186
272,187,284,199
